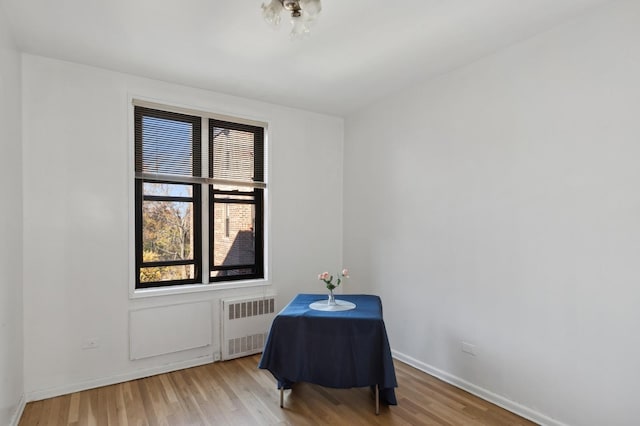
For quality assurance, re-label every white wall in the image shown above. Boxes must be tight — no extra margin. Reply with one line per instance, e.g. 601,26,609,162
344,1,640,425
21,55,343,398
0,4,24,425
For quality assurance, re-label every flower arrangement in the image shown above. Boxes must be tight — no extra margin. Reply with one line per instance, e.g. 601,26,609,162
318,269,349,291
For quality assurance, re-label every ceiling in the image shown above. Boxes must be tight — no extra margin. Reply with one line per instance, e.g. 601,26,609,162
2,0,614,116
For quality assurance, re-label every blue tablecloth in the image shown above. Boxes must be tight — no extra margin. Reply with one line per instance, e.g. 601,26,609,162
258,293,398,405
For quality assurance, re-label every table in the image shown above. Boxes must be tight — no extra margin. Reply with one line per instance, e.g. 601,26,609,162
258,293,398,413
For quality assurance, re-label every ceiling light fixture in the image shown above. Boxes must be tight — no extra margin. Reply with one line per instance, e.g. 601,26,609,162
262,0,322,38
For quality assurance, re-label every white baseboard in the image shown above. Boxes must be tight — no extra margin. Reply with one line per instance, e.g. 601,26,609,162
9,393,26,426
391,349,567,426
26,355,214,402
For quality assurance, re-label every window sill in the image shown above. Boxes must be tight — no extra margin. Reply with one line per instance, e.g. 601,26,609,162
130,279,271,299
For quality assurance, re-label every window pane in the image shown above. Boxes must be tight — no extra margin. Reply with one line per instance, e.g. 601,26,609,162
143,200,194,261
140,265,195,283
142,116,194,176
212,202,255,267
144,182,192,197
211,268,254,278
211,127,255,181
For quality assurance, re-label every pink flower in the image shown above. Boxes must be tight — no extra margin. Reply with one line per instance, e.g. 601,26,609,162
341,269,349,277
318,272,330,280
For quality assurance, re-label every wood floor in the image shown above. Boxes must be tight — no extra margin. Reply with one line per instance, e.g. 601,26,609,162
19,355,536,425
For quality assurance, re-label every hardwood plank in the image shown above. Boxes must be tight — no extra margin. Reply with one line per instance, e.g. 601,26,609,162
67,392,80,425
53,394,71,426
18,399,43,426
19,355,536,425
113,384,128,426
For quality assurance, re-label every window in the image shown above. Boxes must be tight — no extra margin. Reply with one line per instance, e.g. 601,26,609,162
209,120,264,281
134,105,265,289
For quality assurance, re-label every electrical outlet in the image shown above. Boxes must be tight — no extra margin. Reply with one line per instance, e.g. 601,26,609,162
213,352,221,361
82,337,100,350
461,341,476,356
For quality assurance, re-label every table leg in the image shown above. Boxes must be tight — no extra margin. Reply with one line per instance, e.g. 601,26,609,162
375,384,379,415
280,388,284,408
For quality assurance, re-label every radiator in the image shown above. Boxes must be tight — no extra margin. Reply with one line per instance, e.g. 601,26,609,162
221,294,276,360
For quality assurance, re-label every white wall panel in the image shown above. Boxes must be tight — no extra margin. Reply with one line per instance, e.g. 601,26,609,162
21,56,344,399
344,1,640,425
0,5,24,424
129,302,212,360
